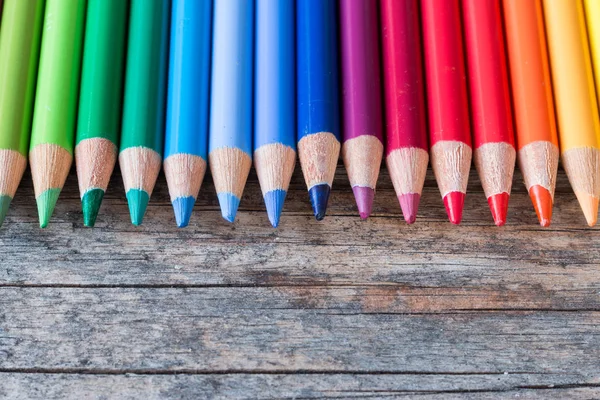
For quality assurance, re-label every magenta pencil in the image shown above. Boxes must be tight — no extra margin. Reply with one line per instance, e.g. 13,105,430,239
380,0,429,224
339,0,384,219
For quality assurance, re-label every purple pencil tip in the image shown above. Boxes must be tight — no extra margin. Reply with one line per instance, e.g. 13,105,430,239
352,186,375,219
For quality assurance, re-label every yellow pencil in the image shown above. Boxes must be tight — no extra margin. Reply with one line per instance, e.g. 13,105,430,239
543,0,600,226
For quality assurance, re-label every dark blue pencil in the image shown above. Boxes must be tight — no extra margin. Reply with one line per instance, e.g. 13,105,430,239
297,0,341,221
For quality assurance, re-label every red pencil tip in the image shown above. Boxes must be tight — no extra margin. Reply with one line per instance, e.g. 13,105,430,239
443,191,465,225
398,193,420,224
529,185,553,228
487,192,509,227
352,186,375,219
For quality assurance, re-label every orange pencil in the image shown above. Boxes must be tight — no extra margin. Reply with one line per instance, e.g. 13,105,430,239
503,0,559,227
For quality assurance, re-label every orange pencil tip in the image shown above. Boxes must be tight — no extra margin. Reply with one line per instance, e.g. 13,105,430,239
529,185,553,228
574,192,599,227
443,191,465,225
487,192,509,227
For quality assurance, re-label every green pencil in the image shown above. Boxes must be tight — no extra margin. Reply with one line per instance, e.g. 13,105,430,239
29,0,86,228
75,0,128,227
119,0,170,226
0,0,44,227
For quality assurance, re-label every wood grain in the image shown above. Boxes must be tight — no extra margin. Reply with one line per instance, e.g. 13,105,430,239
0,164,599,398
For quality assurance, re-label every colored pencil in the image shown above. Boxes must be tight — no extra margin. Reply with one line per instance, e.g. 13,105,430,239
421,0,472,225
462,0,516,227
296,0,341,221
119,0,170,226
255,0,296,228
209,0,254,223
164,0,212,228
339,0,384,219
380,0,428,224
0,0,44,227
29,0,86,228
75,0,128,227
545,0,600,226
503,0,559,227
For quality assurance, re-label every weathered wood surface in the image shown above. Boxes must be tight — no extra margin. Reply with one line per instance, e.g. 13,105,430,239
1,164,600,398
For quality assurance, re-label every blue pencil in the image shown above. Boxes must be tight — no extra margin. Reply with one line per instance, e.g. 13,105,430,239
254,0,296,228
208,0,254,223
297,0,342,221
164,0,212,228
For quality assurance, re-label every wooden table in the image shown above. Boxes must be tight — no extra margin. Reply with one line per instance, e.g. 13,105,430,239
1,163,599,399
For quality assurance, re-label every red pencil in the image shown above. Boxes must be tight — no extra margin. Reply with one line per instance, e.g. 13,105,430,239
380,0,429,224
462,0,516,226
421,0,472,225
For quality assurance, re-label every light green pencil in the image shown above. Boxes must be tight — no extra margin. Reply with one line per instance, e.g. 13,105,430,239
0,0,44,226
29,0,86,228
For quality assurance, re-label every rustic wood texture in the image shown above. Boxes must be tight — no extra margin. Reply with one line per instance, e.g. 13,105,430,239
1,163,600,398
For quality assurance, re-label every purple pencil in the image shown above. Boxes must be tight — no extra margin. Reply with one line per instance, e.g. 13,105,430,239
339,0,384,219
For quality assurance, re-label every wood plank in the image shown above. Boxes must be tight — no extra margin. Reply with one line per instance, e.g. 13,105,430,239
1,288,599,374
1,372,598,399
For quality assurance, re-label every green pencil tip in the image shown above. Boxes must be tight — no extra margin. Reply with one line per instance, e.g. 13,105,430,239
82,189,105,227
36,188,61,228
0,195,13,228
126,189,149,226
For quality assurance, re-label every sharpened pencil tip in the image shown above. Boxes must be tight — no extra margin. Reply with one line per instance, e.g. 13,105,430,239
37,188,61,228
574,191,599,227
528,185,552,228
398,193,420,224
126,189,150,226
172,196,195,228
443,191,466,225
0,195,12,228
308,184,331,221
264,189,286,228
217,192,240,223
81,189,105,227
488,192,509,227
352,186,375,220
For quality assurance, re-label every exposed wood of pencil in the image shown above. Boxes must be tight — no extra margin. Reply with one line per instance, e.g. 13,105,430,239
562,147,600,227
254,143,296,196
518,141,559,199
430,141,472,198
163,153,207,202
474,142,516,198
0,149,27,198
209,147,252,199
75,137,118,197
342,135,384,189
29,144,72,198
386,147,428,197
118,146,161,195
297,132,340,190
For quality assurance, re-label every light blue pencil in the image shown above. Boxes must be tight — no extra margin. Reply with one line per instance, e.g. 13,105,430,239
254,0,296,228
208,0,254,223
164,0,212,228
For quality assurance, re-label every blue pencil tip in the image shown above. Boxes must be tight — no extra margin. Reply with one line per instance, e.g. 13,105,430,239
264,189,287,228
309,184,331,221
172,196,195,228
217,192,240,223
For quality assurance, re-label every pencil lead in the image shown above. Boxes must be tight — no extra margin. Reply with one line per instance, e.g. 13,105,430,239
0,195,12,228
37,188,61,228
443,191,466,225
126,189,149,226
217,192,240,223
264,189,286,228
488,192,509,227
529,185,553,228
81,189,104,227
398,193,420,224
352,186,374,220
308,184,331,221
172,196,195,228
574,191,599,227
